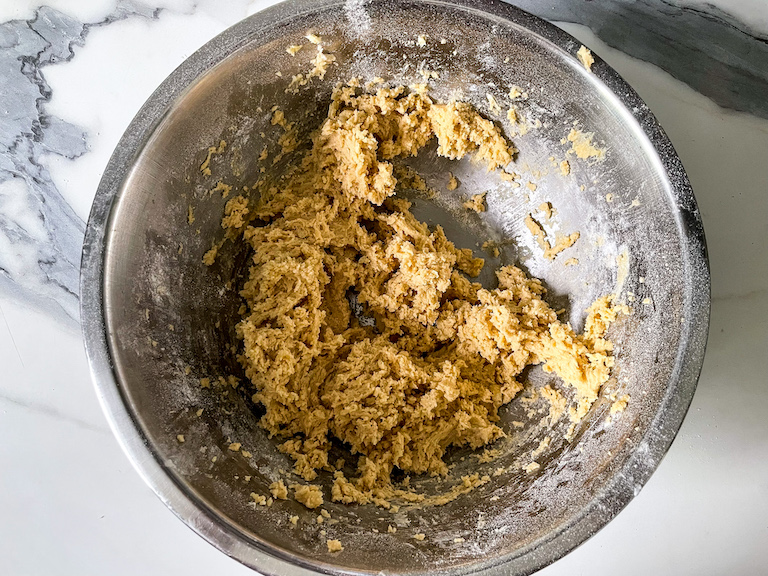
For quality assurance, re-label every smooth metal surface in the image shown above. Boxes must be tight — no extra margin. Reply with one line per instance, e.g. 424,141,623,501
80,1,710,575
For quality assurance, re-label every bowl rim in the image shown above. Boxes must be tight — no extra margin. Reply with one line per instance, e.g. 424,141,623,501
80,0,710,574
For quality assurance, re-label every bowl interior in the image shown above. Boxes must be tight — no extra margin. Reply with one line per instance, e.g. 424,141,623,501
101,2,704,574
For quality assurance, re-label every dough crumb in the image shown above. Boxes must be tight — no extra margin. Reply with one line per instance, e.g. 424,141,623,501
176,434,185,443
566,128,605,161
417,34,427,46
564,257,579,266
326,539,344,552
414,533,426,541
477,448,501,463
286,44,302,56
547,232,580,259
424,474,491,506
463,192,487,212
293,484,324,509
610,394,630,414
228,442,241,452
524,462,540,473
559,160,570,175
199,140,226,176
388,525,397,533
250,492,267,506
446,172,459,190
286,43,337,94
499,171,520,184
525,214,580,259
187,205,195,225
577,45,595,71
209,180,232,198
270,480,289,500
289,515,299,526
605,193,614,203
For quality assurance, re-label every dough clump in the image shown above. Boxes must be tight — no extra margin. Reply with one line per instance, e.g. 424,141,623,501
292,483,324,509
227,84,622,505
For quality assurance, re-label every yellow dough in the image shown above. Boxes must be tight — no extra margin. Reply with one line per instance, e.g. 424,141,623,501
221,84,624,505
292,483,324,509
269,480,288,500
463,192,487,213
576,45,595,72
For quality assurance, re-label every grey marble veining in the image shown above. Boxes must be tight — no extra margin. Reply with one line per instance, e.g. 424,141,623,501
0,2,159,327
0,0,766,328
511,0,768,120
0,389,108,433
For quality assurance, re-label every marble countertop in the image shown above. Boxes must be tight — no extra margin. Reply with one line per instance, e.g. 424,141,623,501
1,0,766,574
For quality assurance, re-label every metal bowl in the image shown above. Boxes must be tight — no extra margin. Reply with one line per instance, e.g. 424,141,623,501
80,0,709,574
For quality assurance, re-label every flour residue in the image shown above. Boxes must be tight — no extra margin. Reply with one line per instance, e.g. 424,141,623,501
566,128,605,161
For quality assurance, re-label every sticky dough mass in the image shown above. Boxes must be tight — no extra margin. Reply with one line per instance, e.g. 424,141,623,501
222,84,622,505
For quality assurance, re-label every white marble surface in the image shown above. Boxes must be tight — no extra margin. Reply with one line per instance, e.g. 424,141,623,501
1,1,766,574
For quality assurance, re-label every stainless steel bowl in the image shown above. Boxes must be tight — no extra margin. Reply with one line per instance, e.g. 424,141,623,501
80,1,709,574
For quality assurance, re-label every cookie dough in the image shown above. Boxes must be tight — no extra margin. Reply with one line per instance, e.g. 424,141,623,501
326,539,344,552
292,484,324,509
566,127,605,161
463,192,487,212
576,45,595,72
224,84,623,505
270,480,288,500
525,213,581,260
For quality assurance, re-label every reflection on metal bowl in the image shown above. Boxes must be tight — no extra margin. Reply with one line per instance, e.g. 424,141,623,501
80,1,709,574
